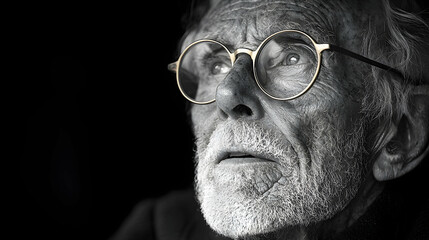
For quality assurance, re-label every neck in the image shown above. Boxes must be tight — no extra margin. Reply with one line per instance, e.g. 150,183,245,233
318,172,385,238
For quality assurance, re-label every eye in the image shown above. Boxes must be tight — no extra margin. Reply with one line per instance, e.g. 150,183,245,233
283,53,300,65
210,62,231,75
265,51,306,69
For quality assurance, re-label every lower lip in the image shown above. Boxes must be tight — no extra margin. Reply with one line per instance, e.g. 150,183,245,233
219,157,274,165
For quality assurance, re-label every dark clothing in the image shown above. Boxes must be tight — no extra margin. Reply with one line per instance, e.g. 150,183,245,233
109,190,228,240
110,185,428,240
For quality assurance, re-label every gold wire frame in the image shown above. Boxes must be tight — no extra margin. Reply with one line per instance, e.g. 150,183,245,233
168,29,401,105
253,30,330,101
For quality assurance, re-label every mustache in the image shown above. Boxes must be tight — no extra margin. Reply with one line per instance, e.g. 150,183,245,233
196,120,296,164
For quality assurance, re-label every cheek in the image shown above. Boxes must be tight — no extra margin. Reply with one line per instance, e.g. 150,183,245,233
295,64,364,125
191,104,219,136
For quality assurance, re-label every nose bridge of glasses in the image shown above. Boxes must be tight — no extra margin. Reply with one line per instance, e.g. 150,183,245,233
232,48,256,62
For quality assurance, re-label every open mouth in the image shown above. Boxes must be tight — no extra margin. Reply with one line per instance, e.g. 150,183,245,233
228,152,254,158
218,152,276,165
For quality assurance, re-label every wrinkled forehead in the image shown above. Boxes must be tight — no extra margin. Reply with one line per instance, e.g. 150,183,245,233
186,0,379,49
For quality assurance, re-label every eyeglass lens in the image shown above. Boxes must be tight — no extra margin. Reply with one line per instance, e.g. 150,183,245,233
178,31,318,103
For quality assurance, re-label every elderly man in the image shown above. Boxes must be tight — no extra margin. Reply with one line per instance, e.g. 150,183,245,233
111,0,429,239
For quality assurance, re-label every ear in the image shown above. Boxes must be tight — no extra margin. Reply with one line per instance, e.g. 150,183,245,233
373,85,429,181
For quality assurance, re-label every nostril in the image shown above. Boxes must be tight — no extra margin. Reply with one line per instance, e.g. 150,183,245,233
232,104,253,117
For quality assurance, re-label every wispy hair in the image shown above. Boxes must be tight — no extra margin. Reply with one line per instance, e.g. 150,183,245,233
361,0,429,151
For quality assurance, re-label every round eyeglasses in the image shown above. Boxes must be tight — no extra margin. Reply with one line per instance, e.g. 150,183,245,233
168,30,403,105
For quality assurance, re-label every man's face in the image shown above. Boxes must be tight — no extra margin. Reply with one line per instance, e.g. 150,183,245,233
188,0,376,238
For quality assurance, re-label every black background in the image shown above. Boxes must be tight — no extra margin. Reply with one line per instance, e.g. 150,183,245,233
15,1,194,239
15,1,428,240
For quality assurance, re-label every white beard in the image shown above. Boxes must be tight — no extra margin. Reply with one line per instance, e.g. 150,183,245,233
194,118,367,239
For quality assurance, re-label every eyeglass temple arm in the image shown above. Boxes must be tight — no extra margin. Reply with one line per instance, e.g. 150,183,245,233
328,44,404,78
168,61,178,72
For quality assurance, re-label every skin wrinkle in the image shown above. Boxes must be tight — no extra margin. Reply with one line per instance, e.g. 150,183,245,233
260,98,311,182
195,1,340,50
260,176,281,197
185,0,372,53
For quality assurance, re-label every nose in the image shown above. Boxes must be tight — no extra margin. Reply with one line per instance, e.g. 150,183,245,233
215,54,264,120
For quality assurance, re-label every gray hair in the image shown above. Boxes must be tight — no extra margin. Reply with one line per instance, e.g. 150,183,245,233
361,0,428,151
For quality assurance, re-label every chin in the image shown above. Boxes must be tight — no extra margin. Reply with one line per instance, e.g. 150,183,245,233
197,186,285,238
195,146,365,238
196,169,359,239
